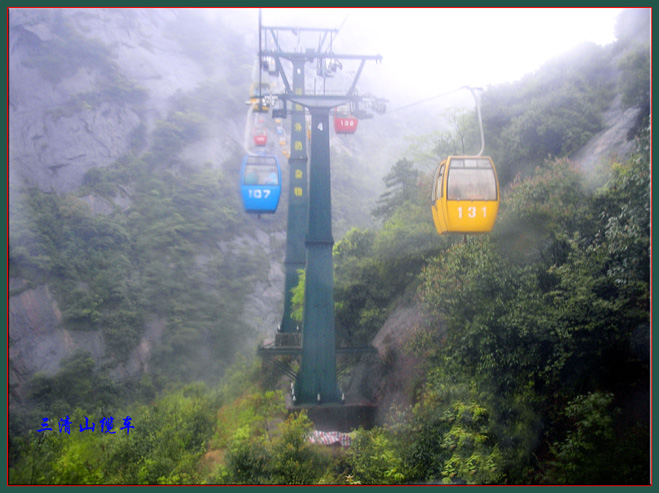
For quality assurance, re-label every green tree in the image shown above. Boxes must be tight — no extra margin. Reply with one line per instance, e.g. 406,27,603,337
541,390,648,485
432,107,481,157
269,412,325,485
618,47,650,111
333,227,376,283
104,385,215,484
372,159,421,221
481,43,612,185
223,427,271,484
345,427,405,484
415,131,649,483
8,431,63,484
396,375,505,485
221,410,330,485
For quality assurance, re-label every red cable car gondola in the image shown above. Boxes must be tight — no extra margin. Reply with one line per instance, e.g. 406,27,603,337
254,128,267,146
334,105,358,135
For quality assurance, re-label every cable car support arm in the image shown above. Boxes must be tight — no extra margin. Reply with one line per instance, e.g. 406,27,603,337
465,86,485,156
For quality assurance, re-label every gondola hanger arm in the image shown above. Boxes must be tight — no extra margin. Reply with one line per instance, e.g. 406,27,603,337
464,86,485,156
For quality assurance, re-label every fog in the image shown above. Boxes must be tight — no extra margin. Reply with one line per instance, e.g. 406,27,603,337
206,7,623,110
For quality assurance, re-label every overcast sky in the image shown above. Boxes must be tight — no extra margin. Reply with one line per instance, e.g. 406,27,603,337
222,7,627,109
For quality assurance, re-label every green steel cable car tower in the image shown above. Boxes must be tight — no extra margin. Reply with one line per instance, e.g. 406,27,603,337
258,14,381,407
284,55,380,406
259,24,341,339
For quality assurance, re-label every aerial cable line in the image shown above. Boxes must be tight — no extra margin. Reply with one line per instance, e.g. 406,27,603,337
322,14,349,53
384,85,474,115
258,8,263,113
336,14,349,37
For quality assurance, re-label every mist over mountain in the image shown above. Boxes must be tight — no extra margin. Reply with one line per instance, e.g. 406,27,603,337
10,8,269,396
8,7,650,485
7,8,460,397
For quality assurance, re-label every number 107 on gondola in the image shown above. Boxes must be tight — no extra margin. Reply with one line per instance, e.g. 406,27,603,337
240,154,281,214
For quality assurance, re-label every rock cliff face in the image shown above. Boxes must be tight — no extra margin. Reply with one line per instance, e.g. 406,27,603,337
8,279,105,403
8,8,283,399
9,281,66,382
9,8,251,193
570,93,641,172
12,10,137,192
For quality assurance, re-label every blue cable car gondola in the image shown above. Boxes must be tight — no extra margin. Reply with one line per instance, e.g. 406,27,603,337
240,154,281,214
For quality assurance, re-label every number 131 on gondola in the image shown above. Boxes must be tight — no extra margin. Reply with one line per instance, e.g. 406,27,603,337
431,155,500,235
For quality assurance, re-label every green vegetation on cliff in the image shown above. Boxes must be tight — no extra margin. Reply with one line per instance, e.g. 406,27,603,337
9,8,650,486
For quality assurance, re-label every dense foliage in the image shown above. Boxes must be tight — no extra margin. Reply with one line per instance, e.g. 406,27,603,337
9,81,263,453
9,8,650,486
417,145,648,482
615,9,651,128
321,136,647,486
10,107,257,376
482,42,614,186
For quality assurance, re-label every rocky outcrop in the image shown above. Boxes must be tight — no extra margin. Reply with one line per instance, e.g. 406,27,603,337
8,280,105,404
217,227,287,340
340,297,432,425
8,8,207,193
8,278,172,403
112,317,166,379
571,94,641,172
8,9,287,400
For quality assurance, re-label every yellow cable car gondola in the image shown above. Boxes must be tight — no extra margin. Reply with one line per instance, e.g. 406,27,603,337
431,155,499,234
431,87,500,235
250,82,271,113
